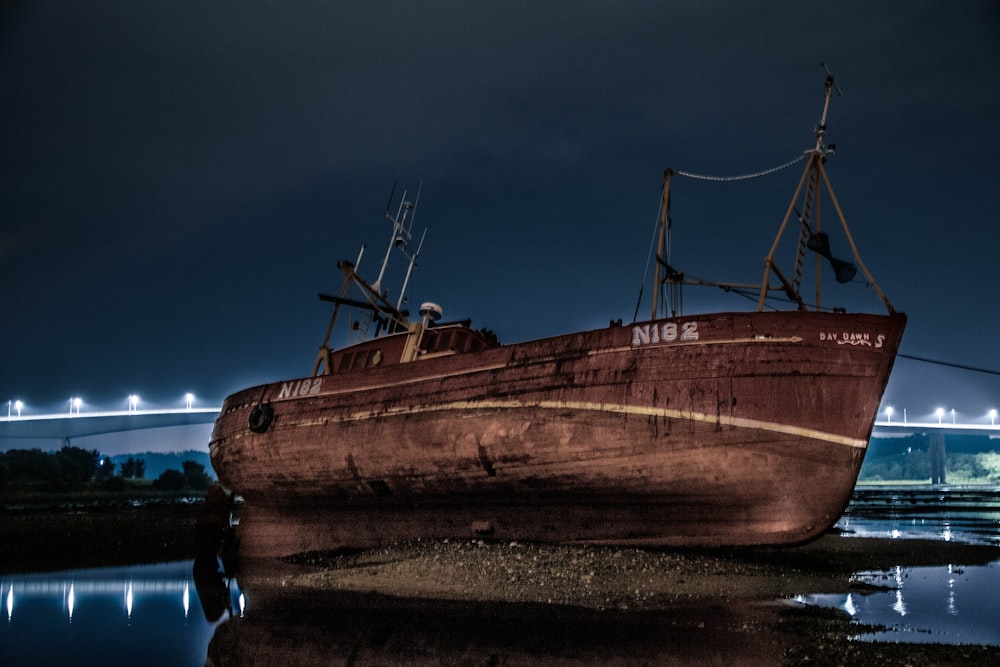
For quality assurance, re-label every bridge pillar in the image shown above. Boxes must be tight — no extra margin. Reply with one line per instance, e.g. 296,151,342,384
929,433,947,485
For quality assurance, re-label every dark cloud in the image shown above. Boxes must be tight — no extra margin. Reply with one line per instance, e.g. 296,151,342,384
2,1,999,419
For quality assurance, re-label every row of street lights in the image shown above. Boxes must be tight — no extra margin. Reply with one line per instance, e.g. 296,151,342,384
883,406,999,425
6,393,200,418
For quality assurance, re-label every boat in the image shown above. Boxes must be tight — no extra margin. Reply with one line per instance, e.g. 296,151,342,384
208,71,906,559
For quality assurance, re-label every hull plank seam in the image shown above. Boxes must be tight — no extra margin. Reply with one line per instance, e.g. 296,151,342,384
297,399,868,449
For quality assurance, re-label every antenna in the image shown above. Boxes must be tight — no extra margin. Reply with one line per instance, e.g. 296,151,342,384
396,227,427,311
819,61,843,97
384,178,397,217
814,61,842,153
373,186,413,295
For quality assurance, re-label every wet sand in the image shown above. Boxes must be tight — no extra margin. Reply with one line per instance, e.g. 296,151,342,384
4,505,1000,665
275,534,1000,611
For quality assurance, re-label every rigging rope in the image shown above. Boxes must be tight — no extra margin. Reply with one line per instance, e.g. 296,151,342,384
633,200,664,322
633,152,808,320
673,153,806,182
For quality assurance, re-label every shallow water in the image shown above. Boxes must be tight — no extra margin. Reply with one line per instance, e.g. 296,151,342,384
796,562,1000,646
837,485,1000,546
1,486,998,664
796,484,1000,645
0,560,243,667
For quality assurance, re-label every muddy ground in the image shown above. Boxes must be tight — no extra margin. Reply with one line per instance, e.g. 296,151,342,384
3,504,999,665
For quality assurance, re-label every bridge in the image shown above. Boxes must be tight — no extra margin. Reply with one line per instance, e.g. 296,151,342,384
872,420,1000,437
870,418,1000,485
4,405,996,443
0,408,221,445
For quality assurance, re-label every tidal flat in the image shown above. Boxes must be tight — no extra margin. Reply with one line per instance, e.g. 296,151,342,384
3,503,999,666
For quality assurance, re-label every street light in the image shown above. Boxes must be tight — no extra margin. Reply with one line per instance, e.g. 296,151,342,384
185,393,195,410
70,397,82,416
885,406,894,423
128,394,139,414
936,407,944,424
951,408,956,424
990,409,997,426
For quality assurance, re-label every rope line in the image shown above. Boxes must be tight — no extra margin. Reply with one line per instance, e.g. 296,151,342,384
898,354,1000,377
674,154,806,182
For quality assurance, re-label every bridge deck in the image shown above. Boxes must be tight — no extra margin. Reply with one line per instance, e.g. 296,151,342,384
0,408,221,441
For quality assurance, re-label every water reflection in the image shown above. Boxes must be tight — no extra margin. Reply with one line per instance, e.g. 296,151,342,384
802,485,1000,644
797,560,1000,645
2,486,998,662
838,485,1000,545
0,560,240,667
205,577,785,666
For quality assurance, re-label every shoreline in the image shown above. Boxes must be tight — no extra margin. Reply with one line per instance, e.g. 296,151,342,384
4,503,1000,665
268,533,1000,611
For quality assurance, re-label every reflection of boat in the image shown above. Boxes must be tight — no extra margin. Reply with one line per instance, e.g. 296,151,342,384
205,583,784,666
208,70,905,559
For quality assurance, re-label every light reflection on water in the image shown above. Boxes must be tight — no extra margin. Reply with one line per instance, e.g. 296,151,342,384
795,561,1000,646
0,560,242,667
797,484,1000,645
836,485,1000,546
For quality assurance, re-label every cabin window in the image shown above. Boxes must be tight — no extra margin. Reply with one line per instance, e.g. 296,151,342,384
339,353,354,372
353,351,369,370
423,332,438,353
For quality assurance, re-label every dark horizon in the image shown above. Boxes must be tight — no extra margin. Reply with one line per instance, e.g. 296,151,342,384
4,1,1000,418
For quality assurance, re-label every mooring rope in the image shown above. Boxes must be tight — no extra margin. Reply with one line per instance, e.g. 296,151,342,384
673,153,807,182
898,354,1000,377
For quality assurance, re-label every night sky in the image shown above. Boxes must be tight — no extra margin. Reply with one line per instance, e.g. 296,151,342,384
3,1,1000,426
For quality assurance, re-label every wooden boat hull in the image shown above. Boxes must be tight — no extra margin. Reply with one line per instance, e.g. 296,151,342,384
209,310,906,558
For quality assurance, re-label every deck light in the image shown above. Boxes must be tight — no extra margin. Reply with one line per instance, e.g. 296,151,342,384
990,409,997,426
884,406,893,423
185,393,195,410
935,407,944,424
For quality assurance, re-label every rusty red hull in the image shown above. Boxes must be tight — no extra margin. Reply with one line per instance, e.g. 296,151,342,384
210,310,905,558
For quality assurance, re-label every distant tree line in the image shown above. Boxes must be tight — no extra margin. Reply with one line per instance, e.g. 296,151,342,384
151,460,213,492
118,457,146,479
860,434,1000,483
0,446,101,491
0,446,214,496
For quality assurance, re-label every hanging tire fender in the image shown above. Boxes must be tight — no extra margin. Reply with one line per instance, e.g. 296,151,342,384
248,402,274,433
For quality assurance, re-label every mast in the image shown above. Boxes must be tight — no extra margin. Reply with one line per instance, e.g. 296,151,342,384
651,169,673,320
312,183,429,375
755,63,895,314
648,64,895,318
